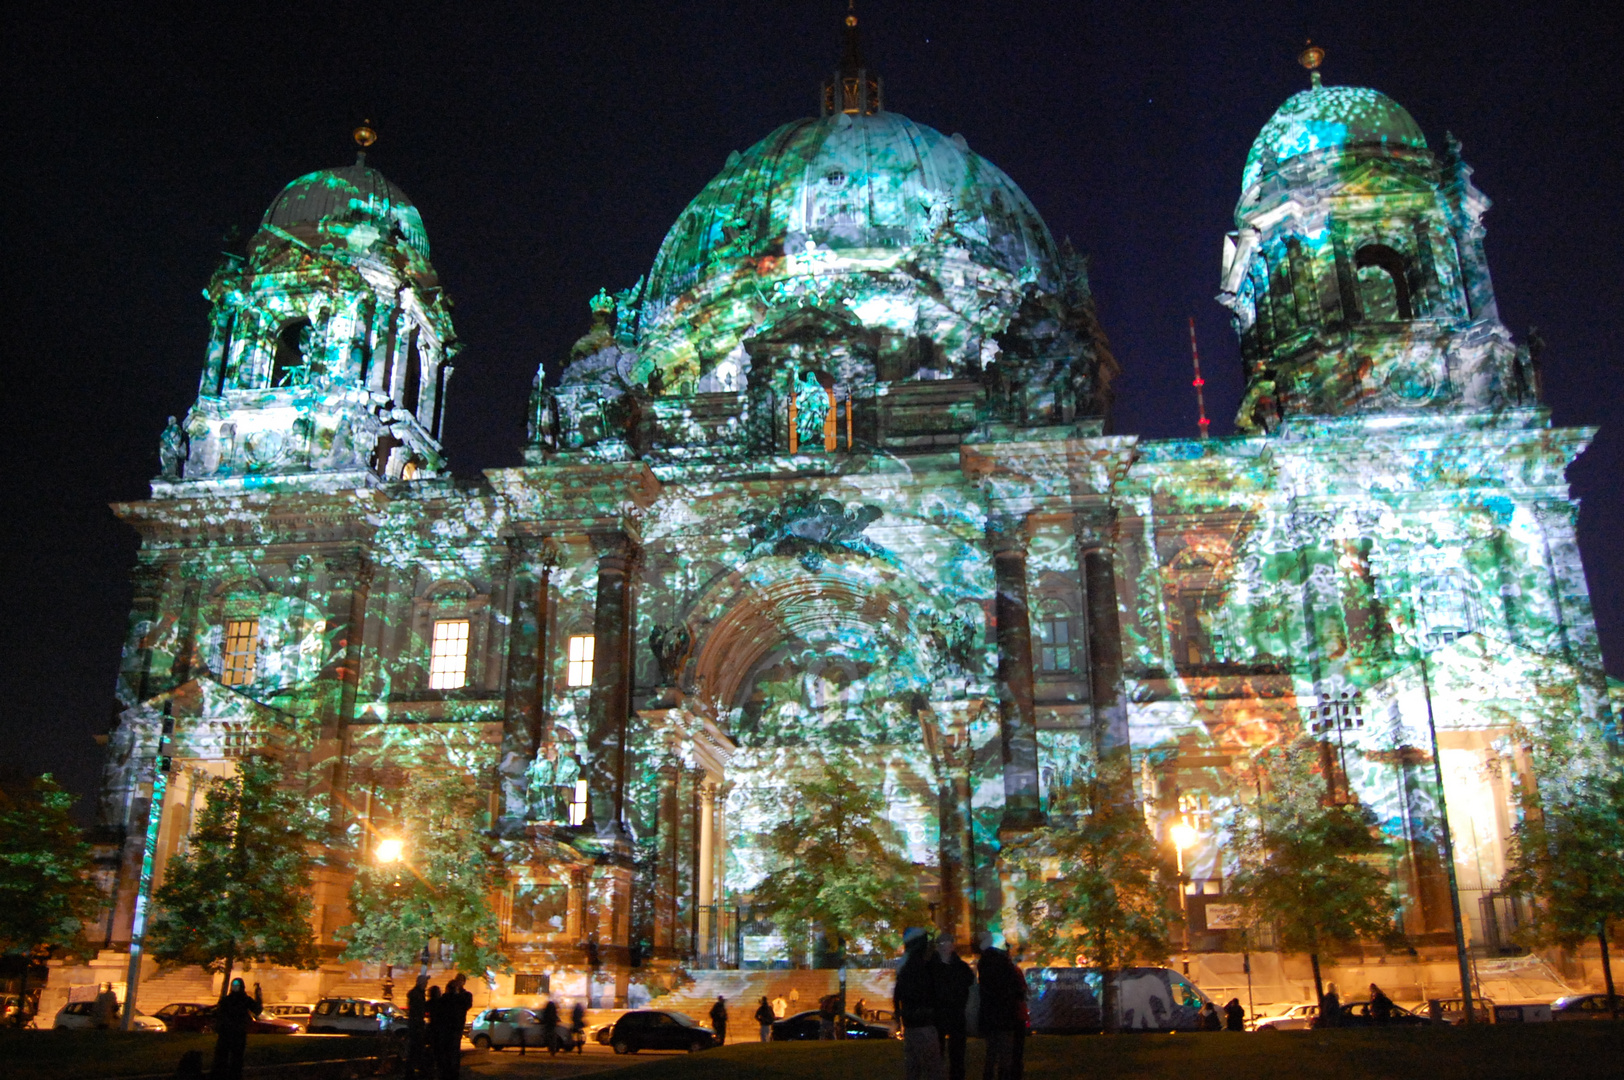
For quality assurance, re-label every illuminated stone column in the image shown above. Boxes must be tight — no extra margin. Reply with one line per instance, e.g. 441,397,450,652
498,538,554,831
1079,523,1128,757
988,513,1041,832
696,779,717,964
585,532,638,833
652,758,681,955
316,552,374,841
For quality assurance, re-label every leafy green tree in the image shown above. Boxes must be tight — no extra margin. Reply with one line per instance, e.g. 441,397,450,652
339,773,507,976
1004,755,1181,1032
0,774,101,1024
751,759,928,966
1227,738,1396,1008
148,757,318,988
1503,771,1624,1018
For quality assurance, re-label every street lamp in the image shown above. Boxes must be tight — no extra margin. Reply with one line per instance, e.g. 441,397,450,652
375,837,404,864
1171,819,1199,975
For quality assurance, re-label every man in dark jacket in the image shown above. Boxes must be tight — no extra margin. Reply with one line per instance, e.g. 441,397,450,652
211,977,262,1080
436,975,474,1079
934,935,975,1080
538,999,560,1054
709,996,729,1044
894,927,945,1080
1223,998,1246,1031
405,976,430,1078
975,934,1025,1080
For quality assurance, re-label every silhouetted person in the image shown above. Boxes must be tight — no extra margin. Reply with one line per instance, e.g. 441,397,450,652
211,977,261,1080
1315,983,1341,1029
709,996,729,1044
755,996,776,1042
92,983,118,1029
976,933,1026,1080
570,1001,586,1052
405,976,430,1077
434,975,473,1079
895,927,945,1080
539,999,560,1054
1223,998,1245,1031
1199,1001,1221,1031
934,935,975,1080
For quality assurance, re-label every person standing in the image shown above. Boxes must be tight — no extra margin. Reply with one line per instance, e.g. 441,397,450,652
975,933,1025,1080
895,927,945,1080
92,983,119,1030
818,994,837,1040
1222,998,1245,1032
570,1001,587,1053
211,977,262,1080
934,935,974,1080
538,999,560,1054
772,994,787,1019
437,975,474,1079
405,976,430,1078
1198,1001,1221,1030
755,996,776,1042
1369,983,1394,1024
709,995,729,1045
1314,983,1341,1029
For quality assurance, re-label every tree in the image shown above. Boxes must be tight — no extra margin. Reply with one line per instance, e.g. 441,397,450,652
339,773,507,976
1227,737,1396,1008
751,759,928,967
1004,755,1181,1032
0,774,100,1024
148,757,318,988
1503,771,1624,1019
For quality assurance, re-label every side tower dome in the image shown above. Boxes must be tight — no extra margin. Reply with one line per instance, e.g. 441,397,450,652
155,139,460,493
1219,64,1536,432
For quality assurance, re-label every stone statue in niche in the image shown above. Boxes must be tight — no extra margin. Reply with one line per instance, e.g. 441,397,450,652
650,623,693,686
527,749,558,822
159,416,189,479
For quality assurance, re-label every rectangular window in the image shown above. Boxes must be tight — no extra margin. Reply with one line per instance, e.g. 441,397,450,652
566,634,595,687
513,973,551,996
221,619,259,686
567,779,589,827
1037,618,1071,672
428,619,471,689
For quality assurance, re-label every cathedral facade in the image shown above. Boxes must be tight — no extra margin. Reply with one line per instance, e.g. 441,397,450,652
94,26,1614,1008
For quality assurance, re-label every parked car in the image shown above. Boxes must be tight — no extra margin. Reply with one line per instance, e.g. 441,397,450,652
1552,994,1623,1020
469,1007,579,1051
306,997,405,1035
1,991,40,1027
263,1002,315,1032
1253,1002,1319,1031
153,1002,215,1033
53,1001,166,1031
607,1010,717,1053
1335,1001,1430,1027
1433,997,1494,1025
771,1010,895,1040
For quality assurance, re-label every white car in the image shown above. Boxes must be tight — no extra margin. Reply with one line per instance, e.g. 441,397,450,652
263,1002,315,1032
469,1007,579,1051
53,1001,166,1031
1253,1002,1319,1031
307,997,405,1035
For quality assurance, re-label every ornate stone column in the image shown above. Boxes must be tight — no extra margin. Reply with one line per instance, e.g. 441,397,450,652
653,758,681,955
317,552,374,841
696,779,717,963
498,538,554,830
988,513,1041,832
585,532,638,833
1079,529,1128,756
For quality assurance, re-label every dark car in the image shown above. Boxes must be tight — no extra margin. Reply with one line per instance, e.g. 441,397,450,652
771,1010,895,1041
608,1010,717,1053
1552,994,1622,1020
1335,1001,1429,1027
154,1003,215,1033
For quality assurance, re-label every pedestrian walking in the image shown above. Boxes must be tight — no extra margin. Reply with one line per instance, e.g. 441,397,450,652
211,977,262,1080
406,975,430,1078
975,933,1025,1080
934,935,974,1080
709,995,729,1044
539,999,561,1054
570,1001,587,1053
895,927,946,1080
755,996,776,1042
1223,998,1245,1031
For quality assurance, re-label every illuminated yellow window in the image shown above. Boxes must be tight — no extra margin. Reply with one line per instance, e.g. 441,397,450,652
428,619,470,689
221,619,259,686
567,779,589,827
566,635,595,687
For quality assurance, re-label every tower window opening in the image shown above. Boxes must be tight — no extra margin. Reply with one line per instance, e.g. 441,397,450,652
428,618,470,689
566,634,595,687
221,618,260,687
271,318,312,387
1037,617,1072,672
1354,244,1413,320
402,330,423,416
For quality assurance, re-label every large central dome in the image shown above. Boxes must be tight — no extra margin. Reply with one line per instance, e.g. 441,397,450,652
633,109,1062,388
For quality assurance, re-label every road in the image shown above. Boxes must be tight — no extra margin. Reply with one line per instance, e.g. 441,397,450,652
459,1039,692,1077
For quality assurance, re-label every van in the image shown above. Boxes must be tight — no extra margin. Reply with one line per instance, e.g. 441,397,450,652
1024,967,1213,1033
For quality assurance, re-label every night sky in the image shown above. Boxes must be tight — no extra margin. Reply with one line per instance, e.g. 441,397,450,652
4,1,1618,811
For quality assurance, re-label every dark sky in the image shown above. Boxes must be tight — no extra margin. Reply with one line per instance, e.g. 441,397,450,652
4,1,1619,809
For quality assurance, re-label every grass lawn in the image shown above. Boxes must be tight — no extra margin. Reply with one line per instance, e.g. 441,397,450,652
0,1030,392,1079
610,1024,1624,1080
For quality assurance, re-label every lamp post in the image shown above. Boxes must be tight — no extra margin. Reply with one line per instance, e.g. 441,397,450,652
1170,819,1198,976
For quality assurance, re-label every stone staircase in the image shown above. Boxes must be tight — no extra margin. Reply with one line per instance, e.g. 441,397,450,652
648,969,898,1042
136,965,219,1012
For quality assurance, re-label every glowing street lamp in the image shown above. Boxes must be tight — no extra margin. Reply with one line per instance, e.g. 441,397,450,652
1170,818,1199,975
375,837,405,864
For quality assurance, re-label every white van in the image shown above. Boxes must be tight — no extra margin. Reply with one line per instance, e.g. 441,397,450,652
1024,967,1213,1033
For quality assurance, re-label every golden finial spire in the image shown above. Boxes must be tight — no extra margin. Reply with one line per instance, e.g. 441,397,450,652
1298,41,1325,88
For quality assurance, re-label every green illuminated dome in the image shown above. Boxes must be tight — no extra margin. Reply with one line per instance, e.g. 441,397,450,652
1242,84,1428,192
635,109,1061,382
262,160,430,259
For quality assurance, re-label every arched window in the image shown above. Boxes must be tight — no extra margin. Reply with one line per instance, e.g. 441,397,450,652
271,318,312,387
1354,244,1413,321
402,330,423,416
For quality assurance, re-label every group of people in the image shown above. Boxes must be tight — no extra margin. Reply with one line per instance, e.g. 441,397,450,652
534,997,589,1053
404,973,474,1079
1314,982,1396,1027
1195,998,1248,1031
895,929,1028,1080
